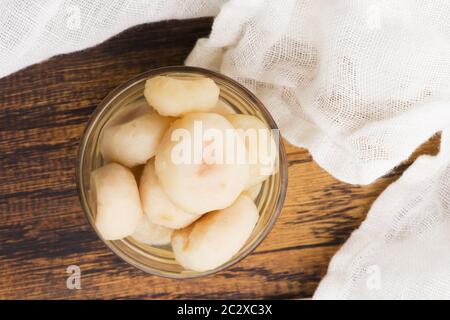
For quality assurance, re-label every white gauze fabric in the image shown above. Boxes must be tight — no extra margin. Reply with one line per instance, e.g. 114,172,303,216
314,131,450,299
186,0,450,299
2,0,450,299
0,0,225,79
187,0,450,185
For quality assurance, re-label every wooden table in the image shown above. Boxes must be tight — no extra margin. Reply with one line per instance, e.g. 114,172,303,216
0,18,439,299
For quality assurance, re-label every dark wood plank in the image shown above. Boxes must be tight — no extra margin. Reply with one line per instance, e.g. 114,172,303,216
0,17,440,299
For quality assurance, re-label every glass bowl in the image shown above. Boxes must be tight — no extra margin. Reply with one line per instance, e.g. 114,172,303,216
76,66,288,279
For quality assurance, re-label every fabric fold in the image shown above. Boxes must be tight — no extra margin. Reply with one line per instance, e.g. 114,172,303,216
314,130,450,299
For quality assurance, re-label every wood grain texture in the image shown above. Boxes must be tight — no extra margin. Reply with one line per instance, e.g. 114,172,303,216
0,18,440,300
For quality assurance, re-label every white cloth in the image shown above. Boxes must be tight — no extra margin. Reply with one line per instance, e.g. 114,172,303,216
315,131,450,299
0,0,224,79
2,0,450,299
